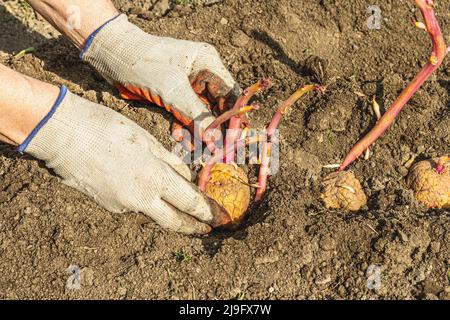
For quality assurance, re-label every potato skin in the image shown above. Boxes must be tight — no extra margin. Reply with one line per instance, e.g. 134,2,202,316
202,163,251,224
406,158,450,209
321,171,367,212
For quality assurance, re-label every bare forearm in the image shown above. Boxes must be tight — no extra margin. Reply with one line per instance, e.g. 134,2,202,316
0,64,59,145
26,0,119,49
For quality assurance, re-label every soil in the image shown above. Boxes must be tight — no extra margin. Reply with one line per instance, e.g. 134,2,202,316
0,0,449,300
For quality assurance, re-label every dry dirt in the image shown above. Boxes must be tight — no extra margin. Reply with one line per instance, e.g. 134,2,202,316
0,0,449,300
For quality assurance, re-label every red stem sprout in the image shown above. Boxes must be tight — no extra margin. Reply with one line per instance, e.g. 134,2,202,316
255,85,325,201
339,0,448,171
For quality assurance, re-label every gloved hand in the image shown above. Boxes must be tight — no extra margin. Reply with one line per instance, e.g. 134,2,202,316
19,87,230,235
81,14,239,130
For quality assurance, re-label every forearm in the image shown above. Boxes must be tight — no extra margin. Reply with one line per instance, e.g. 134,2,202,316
26,0,119,49
0,63,59,145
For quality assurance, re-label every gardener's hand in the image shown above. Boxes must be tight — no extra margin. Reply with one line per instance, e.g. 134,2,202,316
19,87,230,234
81,14,239,130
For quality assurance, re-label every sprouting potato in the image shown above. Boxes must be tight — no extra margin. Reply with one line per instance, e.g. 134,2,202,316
321,171,367,212
197,82,324,228
202,163,251,225
406,157,450,209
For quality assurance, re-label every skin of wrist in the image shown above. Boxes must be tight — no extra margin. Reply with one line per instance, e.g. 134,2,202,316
0,64,59,145
26,0,119,49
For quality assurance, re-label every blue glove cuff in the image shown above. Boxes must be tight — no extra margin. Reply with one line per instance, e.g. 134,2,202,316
80,14,122,59
18,86,68,154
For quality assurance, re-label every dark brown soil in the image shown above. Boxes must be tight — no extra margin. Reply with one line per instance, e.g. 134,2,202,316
0,0,449,299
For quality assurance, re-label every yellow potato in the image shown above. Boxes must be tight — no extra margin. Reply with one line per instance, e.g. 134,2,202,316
202,163,251,224
406,157,450,209
321,171,367,212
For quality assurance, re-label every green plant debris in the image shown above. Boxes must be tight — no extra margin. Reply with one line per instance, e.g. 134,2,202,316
14,47,35,60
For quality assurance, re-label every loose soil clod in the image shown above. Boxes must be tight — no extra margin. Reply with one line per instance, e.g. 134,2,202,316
321,171,368,212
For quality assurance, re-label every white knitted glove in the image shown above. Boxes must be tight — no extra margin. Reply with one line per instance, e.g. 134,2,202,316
81,14,239,129
19,87,230,235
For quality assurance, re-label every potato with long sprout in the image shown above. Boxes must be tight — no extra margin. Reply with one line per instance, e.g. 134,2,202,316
199,81,325,225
